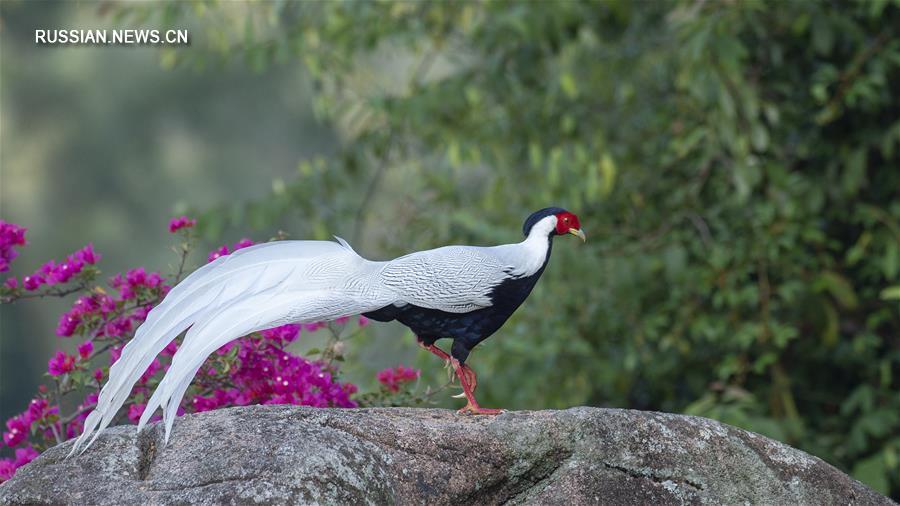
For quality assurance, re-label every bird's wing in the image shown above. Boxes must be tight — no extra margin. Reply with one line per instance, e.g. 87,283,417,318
379,245,515,313
72,238,396,454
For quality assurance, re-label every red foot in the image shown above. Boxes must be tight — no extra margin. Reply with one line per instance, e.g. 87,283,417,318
451,358,503,415
457,403,504,415
416,338,504,414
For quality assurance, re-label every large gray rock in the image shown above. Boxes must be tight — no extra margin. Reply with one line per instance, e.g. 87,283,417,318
0,405,891,505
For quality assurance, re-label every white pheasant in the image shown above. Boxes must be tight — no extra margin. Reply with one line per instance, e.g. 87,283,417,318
71,207,585,454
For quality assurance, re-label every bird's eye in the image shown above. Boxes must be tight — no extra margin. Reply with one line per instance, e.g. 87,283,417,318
563,217,569,223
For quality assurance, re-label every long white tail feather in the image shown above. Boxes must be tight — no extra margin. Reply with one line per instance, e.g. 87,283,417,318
70,239,392,455
156,292,309,441
145,289,349,439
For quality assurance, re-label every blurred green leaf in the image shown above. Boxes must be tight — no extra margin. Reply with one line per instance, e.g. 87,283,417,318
816,272,860,310
881,286,900,300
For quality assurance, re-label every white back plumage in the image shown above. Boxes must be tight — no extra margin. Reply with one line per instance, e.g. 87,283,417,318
71,218,555,455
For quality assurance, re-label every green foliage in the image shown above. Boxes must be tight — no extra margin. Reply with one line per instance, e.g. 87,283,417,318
128,0,900,496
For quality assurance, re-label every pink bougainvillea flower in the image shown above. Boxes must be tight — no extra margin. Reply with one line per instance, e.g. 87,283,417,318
125,267,162,288
2,414,29,447
0,221,27,273
0,459,15,481
74,244,100,265
109,346,123,366
168,216,196,233
376,365,421,392
56,293,118,337
19,243,100,292
0,222,27,247
110,267,166,300
126,403,146,423
260,324,301,344
25,398,57,424
22,275,45,291
101,317,132,338
138,358,161,384
13,446,39,467
233,238,254,250
47,351,76,377
207,238,255,263
161,340,179,356
56,311,80,337
77,341,94,360
207,244,229,262
303,322,326,333
215,341,237,356
0,397,55,449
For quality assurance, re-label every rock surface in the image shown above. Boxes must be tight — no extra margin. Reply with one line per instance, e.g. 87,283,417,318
0,405,891,505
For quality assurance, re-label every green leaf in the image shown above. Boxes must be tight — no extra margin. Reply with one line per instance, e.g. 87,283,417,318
816,271,859,310
822,301,839,347
750,124,769,152
883,240,899,280
880,286,900,300
811,16,835,55
600,154,617,196
560,72,578,99
528,142,543,168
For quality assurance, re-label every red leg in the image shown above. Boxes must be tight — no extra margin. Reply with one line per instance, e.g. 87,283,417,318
417,340,451,362
451,358,503,415
416,339,500,413
460,363,477,393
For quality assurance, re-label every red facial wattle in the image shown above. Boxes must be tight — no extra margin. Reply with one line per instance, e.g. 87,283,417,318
554,211,580,234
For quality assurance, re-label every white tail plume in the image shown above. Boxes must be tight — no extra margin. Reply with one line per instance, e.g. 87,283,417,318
70,239,391,455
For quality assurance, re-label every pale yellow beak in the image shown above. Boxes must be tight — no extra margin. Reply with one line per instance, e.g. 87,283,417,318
568,228,586,242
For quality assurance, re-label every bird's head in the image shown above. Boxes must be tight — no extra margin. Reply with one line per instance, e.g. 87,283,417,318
522,207,586,242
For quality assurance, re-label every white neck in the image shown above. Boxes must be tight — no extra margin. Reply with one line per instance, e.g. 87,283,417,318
499,215,556,277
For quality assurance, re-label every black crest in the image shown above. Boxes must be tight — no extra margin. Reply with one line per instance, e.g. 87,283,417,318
522,207,566,237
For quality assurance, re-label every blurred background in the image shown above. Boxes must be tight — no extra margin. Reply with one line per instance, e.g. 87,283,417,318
1,0,899,496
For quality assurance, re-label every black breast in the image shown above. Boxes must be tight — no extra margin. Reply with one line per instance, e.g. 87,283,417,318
363,240,552,363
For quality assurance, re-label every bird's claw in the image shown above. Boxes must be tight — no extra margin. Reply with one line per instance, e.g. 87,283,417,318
456,403,505,415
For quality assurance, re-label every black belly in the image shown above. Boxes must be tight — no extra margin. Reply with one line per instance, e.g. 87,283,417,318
362,264,547,363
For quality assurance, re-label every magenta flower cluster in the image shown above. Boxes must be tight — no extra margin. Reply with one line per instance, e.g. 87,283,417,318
3,399,57,448
0,221,27,274
55,266,165,339
377,365,421,392
47,351,77,377
110,267,166,300
168,216,196,233
0,446,38,481
11,244,100,291
187,324,357,413
0,398,54,480
0,216,399,484
56,293,115,337
207,238,255,262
